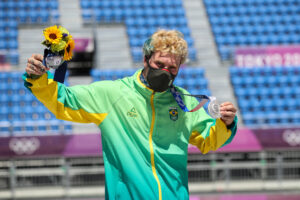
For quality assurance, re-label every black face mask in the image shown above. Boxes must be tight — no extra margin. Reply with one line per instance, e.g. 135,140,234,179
146,62,175,92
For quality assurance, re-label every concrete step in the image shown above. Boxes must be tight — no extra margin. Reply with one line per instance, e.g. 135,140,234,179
99,51,131,57
199,61,220,67
99,39,128,44
191,30,212,38
188,18,209,27
68,76,92,85
197,50,218,58
18,28,46,69
60,17,82,22
197,52,219,58
99,42,128,49
196,45,218,52
192,31,213,37
184,0,201,7
18,46,43,52
59,3,79,9
198,53,220,62
100,63,133,69
100,57,132,62
19,34,44,39
98,32,127,38
19,41,41,44
193,38,215,46
197,45,217,51
186,13,205,18
96,25,132,69
194,36,216,43
19,52,42,61
186,10,206,16
97,29,126,37
198,59,220,67
58,0,82,28
99,53,131,60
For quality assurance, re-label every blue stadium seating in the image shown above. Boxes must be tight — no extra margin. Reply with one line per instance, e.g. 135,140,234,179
0,0,60,65
0,71,72,136
204,0,300,60
230,66,300,127
80,0,197,62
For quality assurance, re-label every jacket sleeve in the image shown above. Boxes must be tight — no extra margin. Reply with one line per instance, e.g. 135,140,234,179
22,72,110,125
188,105,238,154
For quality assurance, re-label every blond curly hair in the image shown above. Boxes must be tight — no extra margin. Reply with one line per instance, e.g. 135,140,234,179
143,30,188,64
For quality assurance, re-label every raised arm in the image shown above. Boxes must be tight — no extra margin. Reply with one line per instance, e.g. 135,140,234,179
23,54,108,125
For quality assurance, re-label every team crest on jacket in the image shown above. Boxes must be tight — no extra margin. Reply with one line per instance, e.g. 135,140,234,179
169,107,178,121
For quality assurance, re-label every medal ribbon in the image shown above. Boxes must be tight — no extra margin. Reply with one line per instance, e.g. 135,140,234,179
170,85,210,112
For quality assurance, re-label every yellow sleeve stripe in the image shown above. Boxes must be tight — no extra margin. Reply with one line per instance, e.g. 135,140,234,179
26,74,108,126
189,119,232,154
53,101,108,126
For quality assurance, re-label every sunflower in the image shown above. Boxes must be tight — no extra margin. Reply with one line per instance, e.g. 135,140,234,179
43,25,62,44
63,38,75,61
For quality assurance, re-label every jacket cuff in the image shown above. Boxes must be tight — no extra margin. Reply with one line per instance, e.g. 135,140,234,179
23,72,42,80
222,115,238,147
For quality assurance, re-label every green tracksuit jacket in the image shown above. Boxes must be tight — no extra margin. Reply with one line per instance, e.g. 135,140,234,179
23,69,237,200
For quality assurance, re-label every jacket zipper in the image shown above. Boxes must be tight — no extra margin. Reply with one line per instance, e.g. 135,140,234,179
149,92,162,200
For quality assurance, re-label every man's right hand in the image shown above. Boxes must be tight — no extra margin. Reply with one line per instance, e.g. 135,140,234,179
26,54,49,76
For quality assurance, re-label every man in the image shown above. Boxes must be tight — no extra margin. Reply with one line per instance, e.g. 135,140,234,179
24,30,237,200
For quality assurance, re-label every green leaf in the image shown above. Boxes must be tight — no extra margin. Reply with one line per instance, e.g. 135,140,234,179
62,35,72,42
51,40,66,52
58,26,69,36
41,40,51,47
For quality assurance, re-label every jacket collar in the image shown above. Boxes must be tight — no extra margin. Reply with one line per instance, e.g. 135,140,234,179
133,69,172,99
134,69,154,96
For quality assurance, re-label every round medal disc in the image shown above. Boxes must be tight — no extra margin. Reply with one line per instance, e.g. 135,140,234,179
45,54,63,69
208,97,221,119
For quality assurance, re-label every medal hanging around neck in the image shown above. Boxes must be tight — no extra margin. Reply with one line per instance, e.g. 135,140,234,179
170,86,221,119
41,25,75,83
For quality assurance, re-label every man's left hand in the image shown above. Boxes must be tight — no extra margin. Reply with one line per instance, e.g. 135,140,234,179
220,102,237,126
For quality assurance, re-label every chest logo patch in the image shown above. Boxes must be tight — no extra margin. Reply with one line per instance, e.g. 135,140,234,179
169,107,178,121
127,107,138,118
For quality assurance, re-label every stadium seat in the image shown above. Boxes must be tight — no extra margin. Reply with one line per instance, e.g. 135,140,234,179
0,70,72,135
0,121,10,135
80,0,197,62
0,106,9,121
230,66,300,127
204,0,300,60
0,0,60,65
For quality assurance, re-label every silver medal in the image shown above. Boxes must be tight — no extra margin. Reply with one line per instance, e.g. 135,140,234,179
45,54,63,69
208,96,221,119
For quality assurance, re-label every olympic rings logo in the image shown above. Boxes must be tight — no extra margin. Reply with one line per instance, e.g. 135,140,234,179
282,130,300,146
9,137,40,155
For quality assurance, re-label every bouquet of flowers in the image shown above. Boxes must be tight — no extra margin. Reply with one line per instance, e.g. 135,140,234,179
41,25,75,69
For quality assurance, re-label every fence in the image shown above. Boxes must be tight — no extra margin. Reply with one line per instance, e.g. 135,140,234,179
0,150,299,199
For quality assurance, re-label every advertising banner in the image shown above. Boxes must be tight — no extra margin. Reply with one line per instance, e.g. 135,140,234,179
235,45,300,67
1,127,300,158
73,38,94,52
252,128,300,149
0,134,102,158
